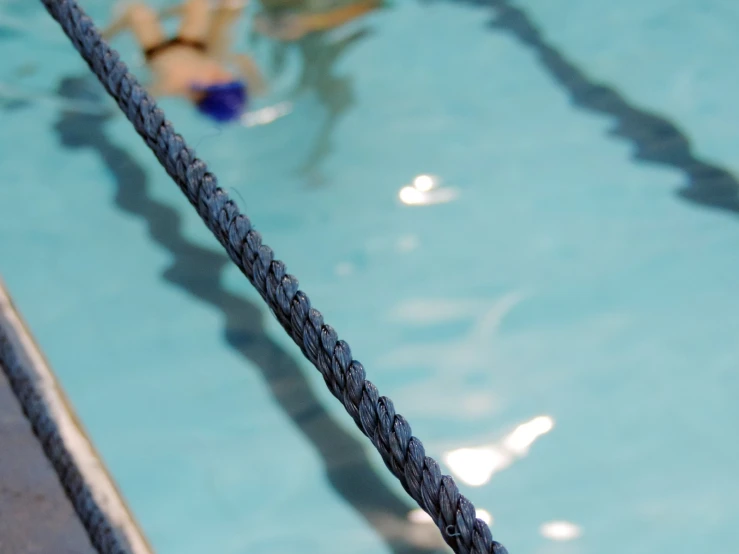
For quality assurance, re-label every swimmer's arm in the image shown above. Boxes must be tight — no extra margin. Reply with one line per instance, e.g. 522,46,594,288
101,12,132,40
298,0,381,32
206,0,248,59
160,0,245,21
229,53,267,95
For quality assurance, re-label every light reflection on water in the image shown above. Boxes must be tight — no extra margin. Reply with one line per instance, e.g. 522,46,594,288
443,415,555,487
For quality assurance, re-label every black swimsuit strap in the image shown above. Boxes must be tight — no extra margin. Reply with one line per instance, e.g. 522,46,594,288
143,36,207,62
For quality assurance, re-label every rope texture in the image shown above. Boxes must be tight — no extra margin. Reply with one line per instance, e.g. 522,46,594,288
0,327,129,554
38,1,508,552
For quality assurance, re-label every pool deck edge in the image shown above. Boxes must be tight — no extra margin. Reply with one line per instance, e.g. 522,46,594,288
0,279,154,554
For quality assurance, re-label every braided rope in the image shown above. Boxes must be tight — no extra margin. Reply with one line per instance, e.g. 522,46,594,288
0,326,129,554
38,1,508,552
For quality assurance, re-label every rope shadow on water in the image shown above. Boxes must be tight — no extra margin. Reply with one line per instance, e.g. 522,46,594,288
50,75,446,554
451,0,739,216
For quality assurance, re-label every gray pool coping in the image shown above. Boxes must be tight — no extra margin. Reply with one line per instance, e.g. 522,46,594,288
0,280,154,554
0,368,97,554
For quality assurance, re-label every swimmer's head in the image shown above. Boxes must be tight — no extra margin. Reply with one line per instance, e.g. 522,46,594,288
191,81,247,123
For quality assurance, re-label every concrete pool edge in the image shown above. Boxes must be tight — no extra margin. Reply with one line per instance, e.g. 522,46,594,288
0,280,154,554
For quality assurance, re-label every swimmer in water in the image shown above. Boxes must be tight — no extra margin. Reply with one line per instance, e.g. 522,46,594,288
253,0,382,41
103,0,264,122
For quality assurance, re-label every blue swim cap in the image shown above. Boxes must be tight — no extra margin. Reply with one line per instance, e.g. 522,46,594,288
193,81,247,123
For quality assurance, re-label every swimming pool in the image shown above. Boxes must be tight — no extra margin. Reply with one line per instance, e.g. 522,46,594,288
2,0,739,553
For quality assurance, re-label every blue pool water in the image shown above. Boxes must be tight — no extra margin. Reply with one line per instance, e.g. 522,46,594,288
2,0,739,553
